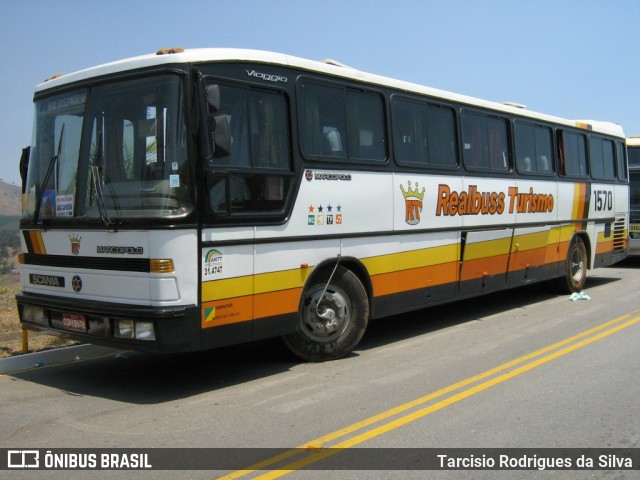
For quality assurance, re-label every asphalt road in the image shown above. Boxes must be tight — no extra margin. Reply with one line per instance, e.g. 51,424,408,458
2,256,640,479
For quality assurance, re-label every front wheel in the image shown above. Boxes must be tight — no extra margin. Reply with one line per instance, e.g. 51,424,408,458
283,266,369,362
553,236,588,293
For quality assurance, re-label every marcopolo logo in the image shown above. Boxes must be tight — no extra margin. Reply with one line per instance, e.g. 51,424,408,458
96,246,144,255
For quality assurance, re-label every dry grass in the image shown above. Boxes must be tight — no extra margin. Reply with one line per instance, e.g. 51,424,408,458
0,274,78,358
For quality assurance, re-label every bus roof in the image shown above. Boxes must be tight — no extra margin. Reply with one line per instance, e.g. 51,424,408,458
36,47,625,138
627,137,640,147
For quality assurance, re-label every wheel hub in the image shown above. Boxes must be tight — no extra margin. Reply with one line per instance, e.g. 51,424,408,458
302,289,350,342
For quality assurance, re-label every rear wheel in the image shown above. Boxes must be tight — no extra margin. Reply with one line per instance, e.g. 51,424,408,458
553,236,588,293
283,266,369,362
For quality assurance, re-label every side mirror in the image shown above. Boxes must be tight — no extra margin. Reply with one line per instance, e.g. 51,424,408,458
20,146,30,193
212,114,232,157
206,84,221,113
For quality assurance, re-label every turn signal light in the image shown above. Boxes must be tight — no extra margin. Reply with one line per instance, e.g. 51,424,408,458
150,259,174,273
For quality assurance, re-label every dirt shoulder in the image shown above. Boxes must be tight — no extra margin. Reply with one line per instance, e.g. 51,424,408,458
0,274,78,358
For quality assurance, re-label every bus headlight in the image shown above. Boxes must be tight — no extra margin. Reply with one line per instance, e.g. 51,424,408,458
114,319,155,341
135,322,156,340
115,319,134,339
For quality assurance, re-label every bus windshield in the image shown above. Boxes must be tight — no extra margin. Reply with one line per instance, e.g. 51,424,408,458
24,74,191,223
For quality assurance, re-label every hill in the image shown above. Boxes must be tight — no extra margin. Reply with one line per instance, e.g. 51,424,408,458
0,181,21,216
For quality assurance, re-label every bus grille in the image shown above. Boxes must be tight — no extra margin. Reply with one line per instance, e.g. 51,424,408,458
613,217,627,253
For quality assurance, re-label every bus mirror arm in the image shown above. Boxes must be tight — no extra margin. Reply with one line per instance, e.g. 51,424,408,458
212,114,232,157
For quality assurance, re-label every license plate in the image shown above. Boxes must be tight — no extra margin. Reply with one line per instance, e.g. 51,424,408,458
62,313,87,333
631,224,640,233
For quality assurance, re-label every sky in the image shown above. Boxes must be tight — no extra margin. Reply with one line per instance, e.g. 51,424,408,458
1,0,638,187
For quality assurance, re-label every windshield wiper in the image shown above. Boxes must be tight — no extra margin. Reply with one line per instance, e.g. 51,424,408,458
33,124,64,224
90,128,114,227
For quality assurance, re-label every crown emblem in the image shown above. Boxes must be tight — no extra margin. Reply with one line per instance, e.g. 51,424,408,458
69,234,82,255
400,181,425,200
400,181,425,226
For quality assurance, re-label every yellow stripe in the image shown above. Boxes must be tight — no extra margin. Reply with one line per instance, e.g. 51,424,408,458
556,224,576,243
217,311,640,479
35,231,46,254
203,268,310,302
202,276,253,301
463,236,511,260
511,230,550,252
571,183,582,221
362,244,458,276
254,269,309,295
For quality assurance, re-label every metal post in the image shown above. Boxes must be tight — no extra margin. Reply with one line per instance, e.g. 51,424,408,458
21,329,28,354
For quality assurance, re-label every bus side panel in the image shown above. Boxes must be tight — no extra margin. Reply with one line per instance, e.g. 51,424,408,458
459,228,512,296
347,232,460,318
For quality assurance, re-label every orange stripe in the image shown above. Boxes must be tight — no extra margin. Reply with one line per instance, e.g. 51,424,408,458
201,288,302,329
29,231,46,254
508,246,548,271
460,254,509,282
371,262,458,297
596,239,613,255
202,296,253,328
255,288,302,318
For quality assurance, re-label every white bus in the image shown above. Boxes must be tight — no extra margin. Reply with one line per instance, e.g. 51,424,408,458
628,137,640,254
17,48,629,361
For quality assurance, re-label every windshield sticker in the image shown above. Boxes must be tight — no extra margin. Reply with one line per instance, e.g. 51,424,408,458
55,194,74,217
45,92,87,114
170,174,180,188
41,190,56,216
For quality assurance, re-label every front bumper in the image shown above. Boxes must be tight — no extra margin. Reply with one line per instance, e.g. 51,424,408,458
16,292,201,353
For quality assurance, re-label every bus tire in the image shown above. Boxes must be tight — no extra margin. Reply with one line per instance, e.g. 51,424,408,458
284,266,369,362
554,236,588,294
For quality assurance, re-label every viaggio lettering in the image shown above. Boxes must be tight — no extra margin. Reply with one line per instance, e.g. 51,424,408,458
245,70,288,83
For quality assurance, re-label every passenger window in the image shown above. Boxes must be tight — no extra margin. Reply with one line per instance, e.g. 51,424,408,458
514,122,553,175
461,111,509,172
589,137,616,180
347,91,386,160
392,97,457,168
558,131,587,177
616,141,627,181
300,79,386,162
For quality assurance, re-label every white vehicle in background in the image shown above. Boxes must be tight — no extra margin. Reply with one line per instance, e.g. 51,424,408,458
628,137,640,255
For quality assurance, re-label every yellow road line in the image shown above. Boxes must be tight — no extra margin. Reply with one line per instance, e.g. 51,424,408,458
217,311,640,479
